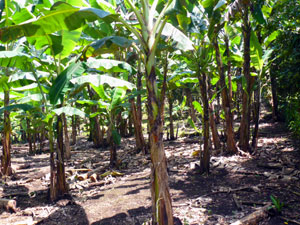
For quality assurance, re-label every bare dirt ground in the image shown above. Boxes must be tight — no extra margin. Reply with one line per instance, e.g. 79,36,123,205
1,120,300,225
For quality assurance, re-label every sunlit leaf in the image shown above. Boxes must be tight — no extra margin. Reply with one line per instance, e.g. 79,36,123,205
49,62,85,105
86,58,133,74
0,2,118,43
71,74,135,90
52,106,87,118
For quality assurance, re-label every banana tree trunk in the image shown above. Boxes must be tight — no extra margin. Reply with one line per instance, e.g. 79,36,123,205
91,114,103,148
213,39,238,154
48,118,57,202
251,79,261,150
208,81,221,150
130,97,147,154
239,6,254,152
21,123,26,142
1,90,12,176
108,119,117,167
26,118,33,155
129,112,134,136
168,96,175,140
198,72,210,174
71,115,77,145
88,86,103,148
118,112,127,137
137,71,143,122
63,113,71,160
270,70,279,121
225,36,233,103
56,115,68,197
209,103,221,150
33,132,37,153
39,125,45,152
147,65,173,225
185,88,197,124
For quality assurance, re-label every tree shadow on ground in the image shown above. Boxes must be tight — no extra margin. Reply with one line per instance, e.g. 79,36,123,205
2,184,48,210
91,206,151,225
38,200,89,225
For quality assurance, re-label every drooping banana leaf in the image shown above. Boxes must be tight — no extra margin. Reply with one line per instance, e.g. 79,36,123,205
52,106,87,118
85,58,133,74
17,94,43,104
27,28,82,59
49,62,85,105
110,87,126,110
161,23,194,51
0,51,33,71
0,104,34,114
83,36,133,57
0,1,118,43
250,30,263,70
71,74,135,90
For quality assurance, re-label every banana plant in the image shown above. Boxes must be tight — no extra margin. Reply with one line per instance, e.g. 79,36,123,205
0,0,34,176
114,1,194,223
198,0,239,155
224,0,269,152
0,45,38,176
71,71,135,166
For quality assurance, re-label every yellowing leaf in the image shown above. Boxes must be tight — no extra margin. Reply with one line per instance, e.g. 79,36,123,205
192,150,200,158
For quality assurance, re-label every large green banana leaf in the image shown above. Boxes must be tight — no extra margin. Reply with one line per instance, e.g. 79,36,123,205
0,1,118,43
86,58,133,74
52,106,87,118
161,23,194,51
27,28,82,59
49,62,85,105
0,104,34,114
83,36,133,57
71,74,135,90
0,51,33,71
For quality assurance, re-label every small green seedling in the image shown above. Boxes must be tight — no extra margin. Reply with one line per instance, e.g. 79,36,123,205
270,195,284,213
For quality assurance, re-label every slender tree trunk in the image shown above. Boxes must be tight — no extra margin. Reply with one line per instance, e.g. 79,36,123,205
225,36,233,103
39,123,45,152
56,115,68,197
270,70,279,121
185,88,197,124
239,5,254,152
208,85,221,150
209,104,221,150
130,97,146,154
21,123,26,142
91,102,102,147
88,86,103,148
26,118,33,155
137,70,143,122
71,115,77,145
108,118,117,167
33,132,37,153
215,89,221,124
118,112,127,137
128,111,134,136
198,72,210,173
168,96,175,140
252,79,261,150
63,114,71,160
213,39,238,154
1,90,12,176
147,64,173,225
236,71,242,120
48,118,57,202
